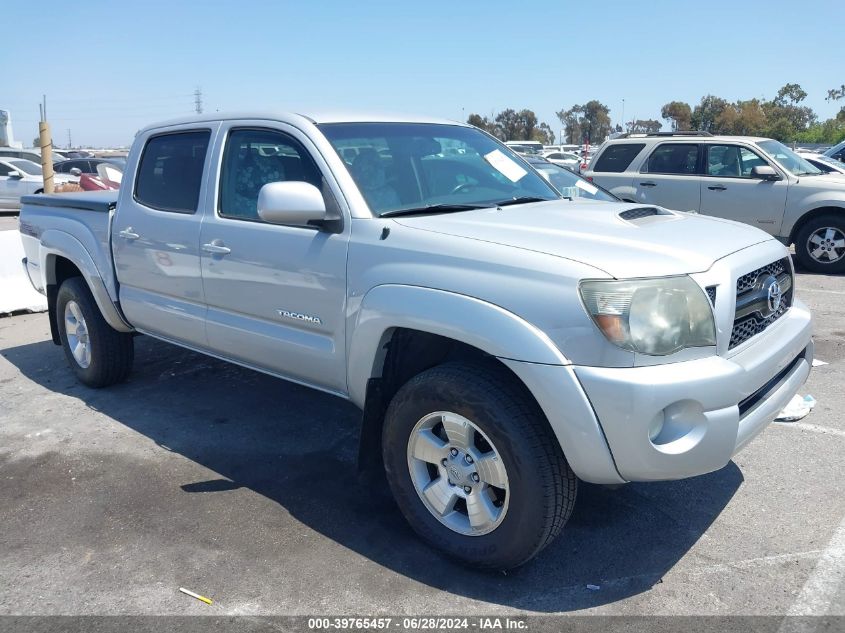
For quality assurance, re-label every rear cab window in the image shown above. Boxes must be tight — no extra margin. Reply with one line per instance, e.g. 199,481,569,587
135,130,211,213
592,143,645,172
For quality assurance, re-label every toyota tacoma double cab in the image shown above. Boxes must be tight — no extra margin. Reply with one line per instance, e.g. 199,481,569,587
19,112,813,569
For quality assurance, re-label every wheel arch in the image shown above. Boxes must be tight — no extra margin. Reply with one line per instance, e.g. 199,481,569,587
348,284,568,409
350,285,572,479
41,231,133,340
788,205,845,245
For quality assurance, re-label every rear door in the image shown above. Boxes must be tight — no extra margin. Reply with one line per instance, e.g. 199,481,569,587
112,126,217,348
585,142,646,199
633,142,702,212
198,122,350,393
699,143,788,234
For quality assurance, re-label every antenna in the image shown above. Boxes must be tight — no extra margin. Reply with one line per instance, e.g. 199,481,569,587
194,87,203,115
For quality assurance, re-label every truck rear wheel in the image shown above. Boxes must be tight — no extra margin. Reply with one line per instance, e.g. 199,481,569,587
56,277,134,388
794,215,845,274
382,361,576,569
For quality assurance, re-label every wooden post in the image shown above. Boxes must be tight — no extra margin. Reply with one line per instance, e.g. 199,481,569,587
38,121,54,194
38,97,54,194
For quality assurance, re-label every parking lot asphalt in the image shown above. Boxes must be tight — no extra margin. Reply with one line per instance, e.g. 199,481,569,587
0,215,19,232
0,268,843,617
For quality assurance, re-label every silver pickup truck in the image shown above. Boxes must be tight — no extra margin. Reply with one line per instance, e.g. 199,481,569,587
19,112,813,569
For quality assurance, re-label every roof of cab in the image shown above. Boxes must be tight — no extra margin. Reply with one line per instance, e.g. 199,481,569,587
138,110,467,135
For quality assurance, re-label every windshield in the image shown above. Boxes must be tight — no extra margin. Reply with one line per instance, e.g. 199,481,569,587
320,123,559,216
757,140,822,176
529,161,617,201
9,159,42,175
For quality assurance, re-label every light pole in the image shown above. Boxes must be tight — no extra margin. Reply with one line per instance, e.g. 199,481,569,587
621,98,625,133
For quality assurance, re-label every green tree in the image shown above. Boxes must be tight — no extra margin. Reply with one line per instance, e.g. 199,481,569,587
661,101,692,131
466,113,503,139
827,84,845,121
556,100,612,144
715,100,767,136
494,109,522,141
32,137,40,148
533,122,555,144
630,119,662,134
762,83,815,140
691,95,729,132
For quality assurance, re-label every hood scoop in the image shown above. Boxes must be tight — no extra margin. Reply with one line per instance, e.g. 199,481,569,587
618,207,671,222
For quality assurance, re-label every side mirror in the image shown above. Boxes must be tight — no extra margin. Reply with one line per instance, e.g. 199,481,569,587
751,165,782,181
7,170,23,179
258,181,339,231
69,167,82,177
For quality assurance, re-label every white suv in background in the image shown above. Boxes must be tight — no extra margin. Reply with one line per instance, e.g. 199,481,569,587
584,132,845,273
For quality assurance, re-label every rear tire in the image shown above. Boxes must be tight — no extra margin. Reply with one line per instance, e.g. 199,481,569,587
794,215,845,274
382,361,576,569
56,277,134,387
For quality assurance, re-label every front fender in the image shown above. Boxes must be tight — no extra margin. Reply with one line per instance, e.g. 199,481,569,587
347,284,568,407
40,230,132,333
784,195,845,239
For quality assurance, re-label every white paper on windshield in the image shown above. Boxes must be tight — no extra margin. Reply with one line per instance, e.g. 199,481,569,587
575,179,599,195
484,149,527,182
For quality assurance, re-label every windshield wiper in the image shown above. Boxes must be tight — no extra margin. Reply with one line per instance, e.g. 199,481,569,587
494,196,553,207
380,203,491,218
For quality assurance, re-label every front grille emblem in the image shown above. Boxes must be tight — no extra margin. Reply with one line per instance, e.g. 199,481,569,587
765,277,783,317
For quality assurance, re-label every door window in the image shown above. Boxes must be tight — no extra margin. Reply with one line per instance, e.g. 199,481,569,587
707,145,767,178
645,144,699,175
218,128,323,221
0,163,10,176
592,143,645,172
135,130,211,213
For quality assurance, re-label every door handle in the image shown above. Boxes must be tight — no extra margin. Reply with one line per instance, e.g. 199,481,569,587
118,227,140,240
708,185,727,191
639,182,657,187
202,241,231,255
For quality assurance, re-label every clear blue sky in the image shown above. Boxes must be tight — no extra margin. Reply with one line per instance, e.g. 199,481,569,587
3,0,843,147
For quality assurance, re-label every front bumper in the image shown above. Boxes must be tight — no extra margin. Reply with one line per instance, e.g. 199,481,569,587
501,298,812,484
575,299,813,481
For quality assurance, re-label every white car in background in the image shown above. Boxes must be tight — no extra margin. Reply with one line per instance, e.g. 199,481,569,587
0,158,76,211
796,151,845,176
540,150,580,169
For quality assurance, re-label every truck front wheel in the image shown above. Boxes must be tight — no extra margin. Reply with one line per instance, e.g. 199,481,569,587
56,277,134,388
382,362,576,569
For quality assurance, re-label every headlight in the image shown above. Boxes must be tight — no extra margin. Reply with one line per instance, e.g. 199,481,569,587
579,276,716,355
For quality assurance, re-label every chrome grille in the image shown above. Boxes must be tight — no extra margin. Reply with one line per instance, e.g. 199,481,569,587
730,257,792,349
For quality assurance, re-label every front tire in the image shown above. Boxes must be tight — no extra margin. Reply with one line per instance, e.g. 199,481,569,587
382,362,576,569
56,277,134,387
794,215,845,274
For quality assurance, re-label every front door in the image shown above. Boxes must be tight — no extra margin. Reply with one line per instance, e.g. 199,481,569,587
112,127,216,348
199,124,350,394
700,144,789,234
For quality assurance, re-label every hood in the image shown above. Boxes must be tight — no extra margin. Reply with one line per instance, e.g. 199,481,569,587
394,201,774,278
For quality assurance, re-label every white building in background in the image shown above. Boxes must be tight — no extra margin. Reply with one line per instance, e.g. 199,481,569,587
0,110,23,148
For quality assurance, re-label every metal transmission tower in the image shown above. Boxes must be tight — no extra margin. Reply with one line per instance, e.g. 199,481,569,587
194,88,203,115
